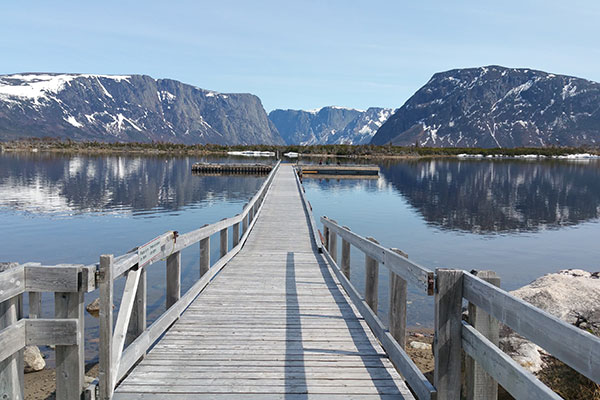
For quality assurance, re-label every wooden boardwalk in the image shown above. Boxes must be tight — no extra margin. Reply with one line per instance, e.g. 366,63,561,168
114,164,414,399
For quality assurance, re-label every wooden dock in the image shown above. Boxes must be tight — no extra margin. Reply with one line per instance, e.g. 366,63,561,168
2,162,600,400
299,164,379,177
113,164,413,399
192,162,273,174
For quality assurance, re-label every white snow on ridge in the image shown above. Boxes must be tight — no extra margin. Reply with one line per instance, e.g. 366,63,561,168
65,115,83,128
0,73,131,101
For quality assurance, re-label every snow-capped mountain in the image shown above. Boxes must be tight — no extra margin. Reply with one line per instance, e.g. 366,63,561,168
0,73,284,145
371,66,600,147
269,106,393,145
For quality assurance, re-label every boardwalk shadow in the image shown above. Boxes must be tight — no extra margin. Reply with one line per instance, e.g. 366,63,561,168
286,252,308,399
297,210,400,396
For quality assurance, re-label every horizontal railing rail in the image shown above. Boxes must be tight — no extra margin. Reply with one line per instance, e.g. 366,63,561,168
462,272,600,396
292,167,322,252
321,217,434,293
1,161,280,400
0,262,96,400
111,161,281,280
97,160,280,399
313,216,600,400
316,217,436,400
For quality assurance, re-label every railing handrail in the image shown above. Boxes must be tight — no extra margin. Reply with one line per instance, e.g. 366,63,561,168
318,212,600,399
463,271,600,385
111,160,281,279
321,216,434,293
98,160,281,399
292,166,322,252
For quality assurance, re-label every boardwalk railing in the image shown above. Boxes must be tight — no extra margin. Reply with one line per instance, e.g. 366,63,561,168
97,160,280,399
319,216,437,400
0,161,280,400
0,262,96,400
317,217,600,400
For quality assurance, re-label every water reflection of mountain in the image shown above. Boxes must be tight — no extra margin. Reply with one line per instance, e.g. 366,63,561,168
380,159,600,234
0,153,265,216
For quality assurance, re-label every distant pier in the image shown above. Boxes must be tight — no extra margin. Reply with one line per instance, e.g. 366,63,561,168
299,164,379,178
191,162,273,174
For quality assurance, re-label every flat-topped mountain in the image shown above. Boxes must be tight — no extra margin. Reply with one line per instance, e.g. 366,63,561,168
269,106,393,145
0,73,284,145
371,66,600,147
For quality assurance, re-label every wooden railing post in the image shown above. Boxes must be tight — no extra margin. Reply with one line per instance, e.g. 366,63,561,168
29,292,42,319
465,270,500,400
99,254,114,400
341,226,351,279
434,269,464,400
0,263,24,400
365,237,379,312
126,268,146,346
323,224,330,251
242,204,249,235
329,231,338,263
55,282,84,400
200,236,210,278
220,224,228,258
166,251,181,309
232,222,240,247
389,248,408,349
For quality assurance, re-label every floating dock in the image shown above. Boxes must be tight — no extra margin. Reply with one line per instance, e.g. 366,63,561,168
192,162,273,174
299,164,379,177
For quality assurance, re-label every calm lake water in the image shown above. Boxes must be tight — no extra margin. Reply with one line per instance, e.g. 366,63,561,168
1,152,600,362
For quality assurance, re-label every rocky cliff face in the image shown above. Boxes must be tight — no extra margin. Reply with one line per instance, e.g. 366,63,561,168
371,66,600,148
0,73,284,145
269,106,393,145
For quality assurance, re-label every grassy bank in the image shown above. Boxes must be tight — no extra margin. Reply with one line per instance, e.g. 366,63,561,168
2,138,599,158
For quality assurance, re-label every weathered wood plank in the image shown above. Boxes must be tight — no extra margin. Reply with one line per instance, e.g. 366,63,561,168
0,265,25,304
111,268,142,389
26,264,81,292
463,272,600,383
434,269,464,400
364,237,379,313
462,322,561,400
232,222,240,247
465,270,500,400
166,251,181,309
321,246,433,400
55,291,84,400
28,291,42,319
0,292,23,400
220,225,228,258
0,321,25,364
321,217,432,291
341,230,350,279
25,318,78,345
114,164,413,399
116,182,272,383
126,268,146,346
99,254,114,400
199,231,210,278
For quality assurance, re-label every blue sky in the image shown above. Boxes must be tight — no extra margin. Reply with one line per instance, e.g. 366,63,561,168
1,1,598,111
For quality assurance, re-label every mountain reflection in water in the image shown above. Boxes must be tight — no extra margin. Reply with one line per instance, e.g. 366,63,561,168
0,152,267,217
379,159,600,234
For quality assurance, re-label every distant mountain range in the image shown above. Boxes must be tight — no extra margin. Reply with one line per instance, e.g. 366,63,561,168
2,67,600,148
268,107,393,145
0,73,283,145
372,66,600,147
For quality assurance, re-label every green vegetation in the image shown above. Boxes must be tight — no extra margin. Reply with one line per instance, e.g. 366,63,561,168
1,138,598,157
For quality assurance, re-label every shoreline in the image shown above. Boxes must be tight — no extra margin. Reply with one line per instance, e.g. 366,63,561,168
2,140,599,160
